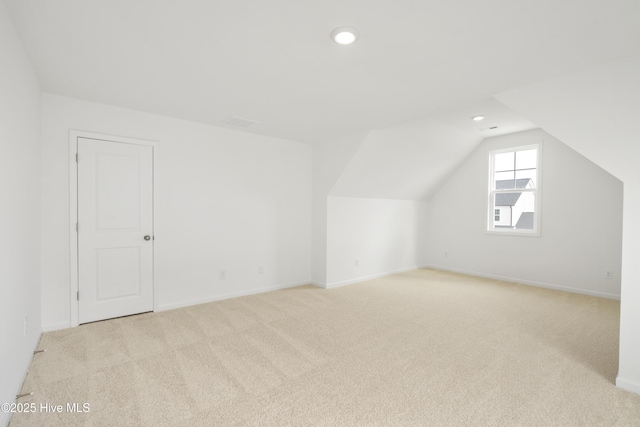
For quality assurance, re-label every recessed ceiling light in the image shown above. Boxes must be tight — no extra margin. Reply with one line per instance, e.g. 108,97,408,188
331,27,359,45
472,115,485,121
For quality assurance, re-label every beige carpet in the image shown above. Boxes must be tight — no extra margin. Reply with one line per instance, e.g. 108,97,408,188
10,268,640,426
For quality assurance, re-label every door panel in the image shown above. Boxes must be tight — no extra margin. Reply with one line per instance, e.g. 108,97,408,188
77,137,153,324
96,152,141,230
95,247,141,300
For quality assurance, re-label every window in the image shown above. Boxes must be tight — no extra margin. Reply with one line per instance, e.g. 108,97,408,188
488,144,540,235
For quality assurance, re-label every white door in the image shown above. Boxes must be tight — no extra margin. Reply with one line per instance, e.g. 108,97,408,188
77,137,154,324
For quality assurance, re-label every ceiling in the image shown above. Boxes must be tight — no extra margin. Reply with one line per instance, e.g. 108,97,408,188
5,0,640,144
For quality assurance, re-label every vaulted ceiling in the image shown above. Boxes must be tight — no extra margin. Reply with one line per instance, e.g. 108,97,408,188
5,0,640,144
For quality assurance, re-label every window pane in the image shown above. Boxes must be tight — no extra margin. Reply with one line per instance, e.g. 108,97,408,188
492,191,535,230
515,149,537,170
494,152,514,171
515,169,537,188
489,145,539,234
516,211,535,229
494,171,515,189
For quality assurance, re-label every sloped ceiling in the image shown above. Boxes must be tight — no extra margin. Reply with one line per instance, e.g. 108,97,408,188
328,97,538,200
496,56,640,183
5,0,640,144
330,118,482,200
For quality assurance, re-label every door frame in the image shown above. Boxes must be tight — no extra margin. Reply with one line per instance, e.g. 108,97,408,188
69,130,159,327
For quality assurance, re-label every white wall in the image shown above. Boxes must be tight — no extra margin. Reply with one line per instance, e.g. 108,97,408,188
496,56,640,395
312,117,480,287
311,131,368,285
0,2,42,426
425,129,623,299
41,94,311,329
326,196,428,287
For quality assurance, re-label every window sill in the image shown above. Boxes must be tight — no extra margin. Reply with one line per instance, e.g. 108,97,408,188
485,229,541,237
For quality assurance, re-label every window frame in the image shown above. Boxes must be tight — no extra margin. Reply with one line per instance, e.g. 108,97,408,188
487,143,542,237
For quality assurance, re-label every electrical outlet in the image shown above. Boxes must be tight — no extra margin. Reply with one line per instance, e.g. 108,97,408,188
605,270,613,279
258,265,263,274
219,270,226,280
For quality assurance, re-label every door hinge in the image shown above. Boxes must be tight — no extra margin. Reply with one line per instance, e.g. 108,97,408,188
76,222,78,232
76,291,79,301
75,153,78,162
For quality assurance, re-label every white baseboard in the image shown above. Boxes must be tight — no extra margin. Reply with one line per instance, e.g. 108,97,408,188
157,280,310,312
42,320,71,332
421,264,620,300
616,376,640,396
41,282,312,331
310,281,326,289
325,266,419,289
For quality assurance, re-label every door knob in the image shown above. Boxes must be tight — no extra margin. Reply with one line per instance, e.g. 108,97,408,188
144,235,151,241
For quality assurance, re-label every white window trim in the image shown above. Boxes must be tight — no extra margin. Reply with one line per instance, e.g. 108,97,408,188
486,143,542,237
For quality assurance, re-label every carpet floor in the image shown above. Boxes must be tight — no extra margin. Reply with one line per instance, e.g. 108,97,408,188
10,268,640,426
